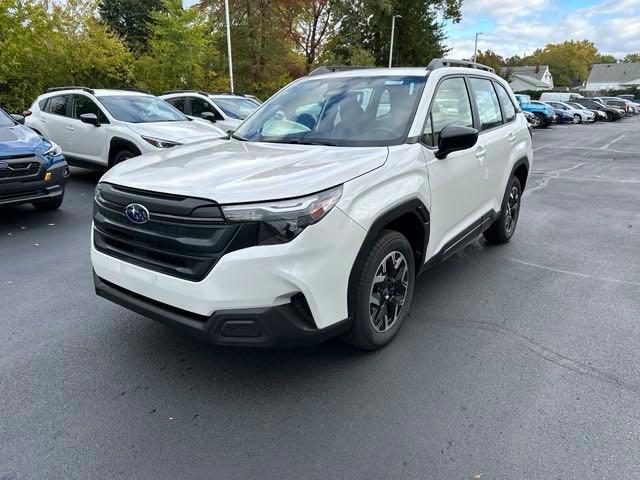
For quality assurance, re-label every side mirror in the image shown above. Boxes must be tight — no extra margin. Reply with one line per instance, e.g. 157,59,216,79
200,112,216,123
11,114,25,125
79,113,100,126
435,125,478,160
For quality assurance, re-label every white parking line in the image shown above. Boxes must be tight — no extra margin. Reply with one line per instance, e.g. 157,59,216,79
600,134,626,151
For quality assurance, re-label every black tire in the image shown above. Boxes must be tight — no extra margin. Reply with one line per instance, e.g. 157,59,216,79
483,176,522,244
110,149,136,168
606,111,614,122
343,230,415,350
531,113,543,128
32,195,64,211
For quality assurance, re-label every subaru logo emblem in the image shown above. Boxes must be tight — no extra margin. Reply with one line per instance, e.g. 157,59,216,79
0,161,8,171
125,203,150,224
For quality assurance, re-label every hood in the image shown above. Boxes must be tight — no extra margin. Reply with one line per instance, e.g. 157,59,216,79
0,123,49,157
127,121,226,144
100,139,388,204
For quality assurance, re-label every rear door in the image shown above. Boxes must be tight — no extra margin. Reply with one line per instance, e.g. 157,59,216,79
66,94,110,164
40,95,73,151
420,76,487,256
467,77,510,210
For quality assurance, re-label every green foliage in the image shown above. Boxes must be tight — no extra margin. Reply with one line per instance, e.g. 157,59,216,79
327,0,459,68
623,52,640,63
135,0,219,93
525,40,602,87
98,0,166,51
475,50,506,76
596,54,618,64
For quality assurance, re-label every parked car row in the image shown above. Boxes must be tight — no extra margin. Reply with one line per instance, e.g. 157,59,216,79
1,87,261,210
516,92,638,128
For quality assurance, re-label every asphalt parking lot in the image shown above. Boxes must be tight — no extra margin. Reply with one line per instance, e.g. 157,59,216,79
1,116,639,479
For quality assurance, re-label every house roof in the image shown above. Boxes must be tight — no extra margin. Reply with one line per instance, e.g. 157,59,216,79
502,65,550,82
587,63,640,84
621,77,640,86
511,74,549,88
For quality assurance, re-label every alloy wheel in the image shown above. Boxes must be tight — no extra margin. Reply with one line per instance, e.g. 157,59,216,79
369,251,409,333
505,185,520,234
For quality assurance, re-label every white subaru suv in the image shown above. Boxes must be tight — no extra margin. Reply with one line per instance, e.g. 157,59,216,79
160,91,261,132
25,88,226,169
92,59,533,350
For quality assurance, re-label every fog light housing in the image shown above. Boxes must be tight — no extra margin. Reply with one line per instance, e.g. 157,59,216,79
44,172,52,181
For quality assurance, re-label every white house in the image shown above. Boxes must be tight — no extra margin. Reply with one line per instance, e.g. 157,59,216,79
502,65,554,92
585,63,640,91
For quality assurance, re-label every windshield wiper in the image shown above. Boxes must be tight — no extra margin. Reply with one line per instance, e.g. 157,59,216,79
267,138,337,146
229,132,248,141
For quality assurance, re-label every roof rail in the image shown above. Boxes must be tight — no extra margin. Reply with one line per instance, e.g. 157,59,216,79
46,86,95,94
308,65,371,76
163,89,210,96
207,91,246,97
426,58,495,73
115,87,152,95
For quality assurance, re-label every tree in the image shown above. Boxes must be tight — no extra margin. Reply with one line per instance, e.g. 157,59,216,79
327,0,461,68
98,0,166,51
135,0,220,93
623,53,640,63
279,0,334,72
596,54,618,64
475,50,505,74
529,40,601,87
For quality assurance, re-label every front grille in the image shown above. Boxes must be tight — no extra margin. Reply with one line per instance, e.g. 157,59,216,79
93,183,257,281
0,157,42,181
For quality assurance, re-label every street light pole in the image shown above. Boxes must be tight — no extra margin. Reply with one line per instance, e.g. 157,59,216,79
389,15,402,68
224,0,234,93
473,32,485,63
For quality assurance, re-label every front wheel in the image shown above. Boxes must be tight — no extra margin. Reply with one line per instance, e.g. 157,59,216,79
343,230,415,350
573,114,581,124
531,113,543,128
483,176,522,244
110,150,136,168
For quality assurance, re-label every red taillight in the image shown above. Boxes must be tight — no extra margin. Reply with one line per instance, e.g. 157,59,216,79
23,110,32,117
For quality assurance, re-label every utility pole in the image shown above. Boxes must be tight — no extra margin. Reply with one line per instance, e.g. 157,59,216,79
224,0,234,93
389,15,402,68
473,32,485,63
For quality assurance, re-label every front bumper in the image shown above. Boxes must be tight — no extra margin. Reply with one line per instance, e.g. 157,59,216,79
92,205,367,343
94,273,351,347
0,161,69,207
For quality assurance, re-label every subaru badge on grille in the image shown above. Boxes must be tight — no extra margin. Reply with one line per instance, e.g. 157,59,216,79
125,203,150,224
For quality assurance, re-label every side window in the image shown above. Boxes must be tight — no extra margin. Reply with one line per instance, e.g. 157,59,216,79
47,95,70,117
494,82,516,122
167,97,186,113
73,95,108,123
38,98,49,111
190,98,216,117
422,77,473,147
469,78,503,130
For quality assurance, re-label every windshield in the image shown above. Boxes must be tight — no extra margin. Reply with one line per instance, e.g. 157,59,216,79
515,94,531,104
234,75,427,147
98,95,188,123
0,108,15,127
567,102,583,109
212,97,259,120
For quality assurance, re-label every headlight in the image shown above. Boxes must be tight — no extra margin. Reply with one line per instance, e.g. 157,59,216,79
222,185,343,245
43,141,62,157
142,136,181,148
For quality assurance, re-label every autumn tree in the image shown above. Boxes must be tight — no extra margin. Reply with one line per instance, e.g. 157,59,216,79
529,40,601,87
623,53,640,63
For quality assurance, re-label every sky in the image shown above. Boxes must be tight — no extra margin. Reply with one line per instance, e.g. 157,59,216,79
444,0,640,59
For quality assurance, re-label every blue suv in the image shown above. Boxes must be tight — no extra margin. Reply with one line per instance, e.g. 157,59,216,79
514,94,556,128
0,107,68,210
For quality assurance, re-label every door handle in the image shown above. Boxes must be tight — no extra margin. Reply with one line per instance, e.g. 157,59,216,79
66,126,74,131
508,132,516,143
475,146,486,159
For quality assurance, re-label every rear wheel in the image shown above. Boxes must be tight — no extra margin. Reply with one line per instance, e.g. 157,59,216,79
606,111,614,122
343,230,415,350
484,176,522,244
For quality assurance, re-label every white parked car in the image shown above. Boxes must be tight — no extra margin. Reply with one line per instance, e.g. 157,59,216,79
160,91,261,132
543,100,596,123
92,60,533,350
566,101,608,121
25,88,226,169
